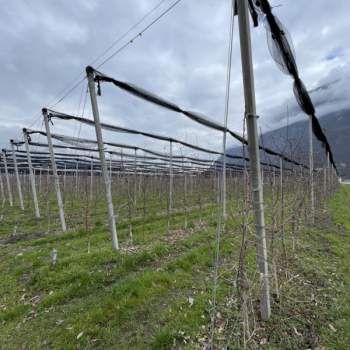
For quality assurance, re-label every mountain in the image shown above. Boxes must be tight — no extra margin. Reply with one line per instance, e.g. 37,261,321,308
227,109,350,179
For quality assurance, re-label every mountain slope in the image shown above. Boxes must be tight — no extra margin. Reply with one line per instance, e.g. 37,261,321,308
228,109,350,178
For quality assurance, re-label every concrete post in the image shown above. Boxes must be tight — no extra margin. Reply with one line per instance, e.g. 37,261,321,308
0,158,5,205
2,151,13,207
43,108,67,232
10,140,24,210
86,66,119,250
237,0,271,320
23,129,40,219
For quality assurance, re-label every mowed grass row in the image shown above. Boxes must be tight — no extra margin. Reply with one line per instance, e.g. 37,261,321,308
0,186,350,349
0,196,242,349
0,189,218,240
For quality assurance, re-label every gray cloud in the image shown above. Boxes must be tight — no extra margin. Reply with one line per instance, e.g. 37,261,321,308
1,0,350,157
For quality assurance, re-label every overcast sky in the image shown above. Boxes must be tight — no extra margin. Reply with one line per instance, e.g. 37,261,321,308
1,0,350,157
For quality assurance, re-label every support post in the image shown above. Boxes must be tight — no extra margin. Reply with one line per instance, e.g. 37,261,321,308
323,165,327,200
10,140,24,210
39,167,42,194
169,140,173,213
63,164,67,192
2,151,13,207
309,118,315,223
183,156,188,228
43,108,67,232
109,152,112,178
237,0,271,320
0,166,4,205
331,165,334,189
134,148,137,208
75,161,79,195
90,158,94,201
86,66,119,251
279,157,286,256
222,133,227,219
327,152,330,195
168,140,173,232
23,129,40,219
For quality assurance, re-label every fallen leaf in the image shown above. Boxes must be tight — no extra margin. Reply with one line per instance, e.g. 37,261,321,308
77,331,84,340
328,324,336,332
293,327,302,336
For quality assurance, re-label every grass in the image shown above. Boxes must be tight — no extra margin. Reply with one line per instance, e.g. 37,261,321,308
0,184,349,349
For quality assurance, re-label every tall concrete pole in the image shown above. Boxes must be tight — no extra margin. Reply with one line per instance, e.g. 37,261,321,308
23,129,40,219
10,140,24,210
43,108,67,232
2,151,13,207
237,0,271,320
86,66,119,251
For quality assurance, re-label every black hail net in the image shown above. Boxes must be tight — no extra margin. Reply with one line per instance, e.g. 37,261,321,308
82,69,309,169
253,0,337,172
49,108,308,170
26,128,256,171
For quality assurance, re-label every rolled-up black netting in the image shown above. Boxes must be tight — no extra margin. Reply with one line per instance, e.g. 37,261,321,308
293,79,315,116
52,115,294,170
77,70,309,169
252,0,337,173
265,16,298,77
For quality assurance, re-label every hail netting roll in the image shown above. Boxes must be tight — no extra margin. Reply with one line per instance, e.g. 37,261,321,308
28,129,99,150
6,152,95,165
15,149,97,159
293,79,315,116
265,17,297,77
26,128,254,170
46,111,246,161
81,69,309,169
253,0,337,173
93,68,248,142
46,111,292,171
29,141,100,154
29,139,221,166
